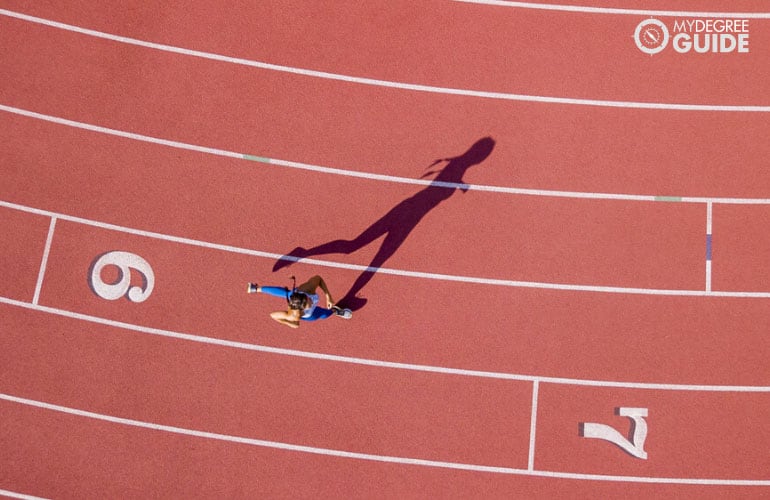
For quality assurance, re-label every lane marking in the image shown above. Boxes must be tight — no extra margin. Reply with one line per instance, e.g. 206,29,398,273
527,380,539,471
2,295,769,392
243,154,271,163
32,217,56,305
1,8,770,112
0,489,49,500
2,392,769,484
88,251,155,303
4,103,770,206
0,392,518,475
706,202,713,292
2,199,770,298
452,0,770,18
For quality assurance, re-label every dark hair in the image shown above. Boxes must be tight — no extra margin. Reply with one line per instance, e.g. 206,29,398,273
288,291,307,310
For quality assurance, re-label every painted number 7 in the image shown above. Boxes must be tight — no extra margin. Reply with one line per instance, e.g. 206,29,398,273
580,407,649,460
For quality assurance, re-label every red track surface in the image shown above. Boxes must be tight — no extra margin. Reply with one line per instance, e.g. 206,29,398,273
2,1,770,497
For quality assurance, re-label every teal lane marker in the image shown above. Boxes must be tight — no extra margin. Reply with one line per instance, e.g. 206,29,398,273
243,154,271,163
654,196,682,202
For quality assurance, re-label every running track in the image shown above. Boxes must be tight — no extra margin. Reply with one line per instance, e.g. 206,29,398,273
2,1,770,497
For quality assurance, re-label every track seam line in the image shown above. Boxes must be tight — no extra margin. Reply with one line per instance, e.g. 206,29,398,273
2,198,770,298
452,0,770,18
2,392,769,485
2,295,768,391
32,217,56,305
3,103,770,205
1,8,769,111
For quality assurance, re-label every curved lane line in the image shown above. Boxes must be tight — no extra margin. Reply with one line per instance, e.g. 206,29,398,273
3,198,770,298
1,392,769,484
0,489,48,500
3,103,770,206
2,296,769,392
1,8,769,112
452,0,770,18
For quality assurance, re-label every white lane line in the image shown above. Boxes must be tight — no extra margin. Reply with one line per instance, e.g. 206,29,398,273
0,489,49,500
0,392,518,475
706,261,713,293
0,104,243,161
1,8,769,112
452,0,770,18
2,198,770,299
3,103,770,206
2,295,769,392
2,392,769,485
527,380,539,471
32,217,56,305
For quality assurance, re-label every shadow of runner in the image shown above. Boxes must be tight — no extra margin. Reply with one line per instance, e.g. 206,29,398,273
273,137,496,311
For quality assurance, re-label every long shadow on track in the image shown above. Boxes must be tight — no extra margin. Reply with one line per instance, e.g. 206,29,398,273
273,137,496,311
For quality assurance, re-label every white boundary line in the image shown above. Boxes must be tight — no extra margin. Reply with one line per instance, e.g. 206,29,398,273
0,104,243,161
32,217,56,305
0,392,519,475
1,8,770,112
2,392,769,485
2,198,770,299
527,380,539,471
4,103,770,206
706,260,713,292
2,295,769,392
0,489,49,500
452,0,770,18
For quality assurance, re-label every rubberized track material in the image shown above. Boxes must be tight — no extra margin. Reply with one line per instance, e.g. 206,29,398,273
2,1,770,497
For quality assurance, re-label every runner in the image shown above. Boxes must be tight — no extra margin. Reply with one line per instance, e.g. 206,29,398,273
247,275,352,328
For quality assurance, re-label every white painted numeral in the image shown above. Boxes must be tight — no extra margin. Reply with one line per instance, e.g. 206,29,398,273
89,251,155,303
581,407,649,460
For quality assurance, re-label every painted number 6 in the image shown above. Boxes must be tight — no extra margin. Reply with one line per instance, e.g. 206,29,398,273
89,251,155,303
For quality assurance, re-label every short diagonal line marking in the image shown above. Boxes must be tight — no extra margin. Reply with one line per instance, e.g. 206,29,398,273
32,217,56,305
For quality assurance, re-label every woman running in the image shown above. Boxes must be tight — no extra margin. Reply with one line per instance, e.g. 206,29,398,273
247,275,352,328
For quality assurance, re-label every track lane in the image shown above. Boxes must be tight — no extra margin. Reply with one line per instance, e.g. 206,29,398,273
4,399,767,497
0,206,50,302
1,0,761,491
1,1,768,106
0,114,708,292
2,17,770,198
2,304,768,485
535,383,770,479
22,217,770,386
0,303,534,466
712,204,770,292
454,0,770,11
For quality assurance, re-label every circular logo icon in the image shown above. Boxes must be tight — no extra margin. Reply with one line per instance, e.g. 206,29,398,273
634,18,669,55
